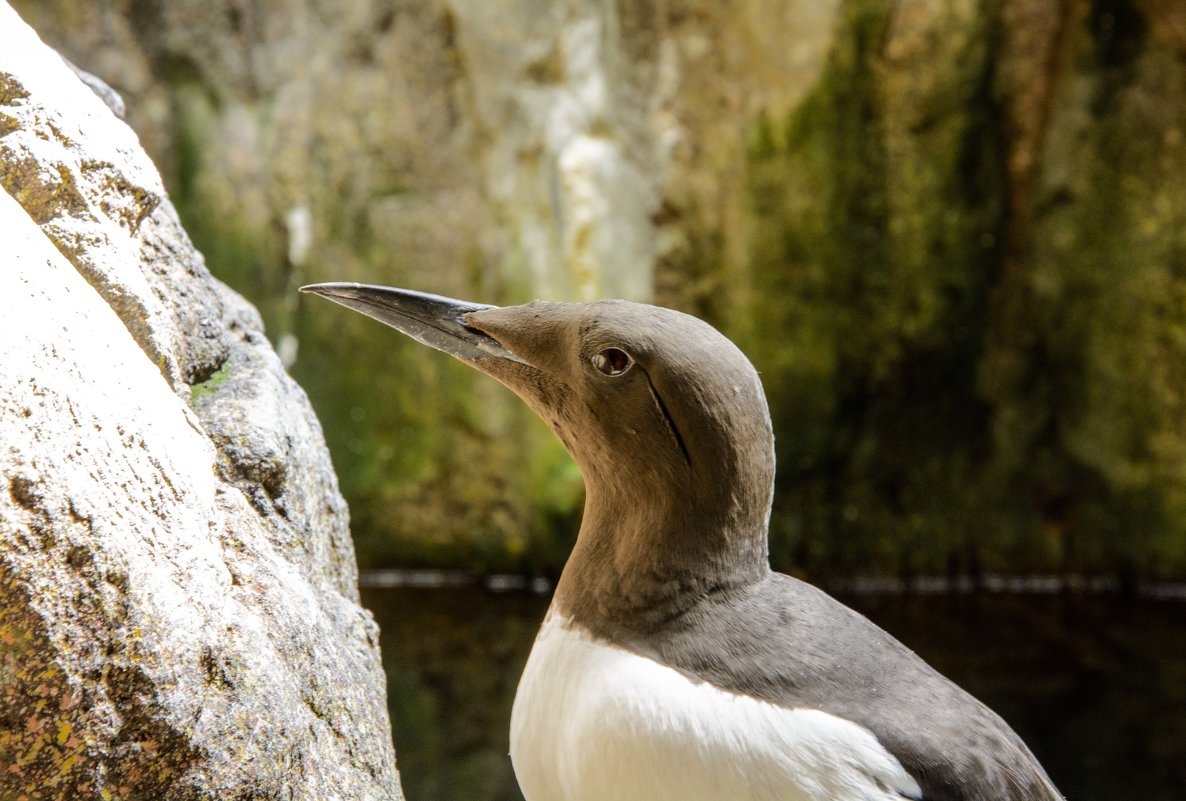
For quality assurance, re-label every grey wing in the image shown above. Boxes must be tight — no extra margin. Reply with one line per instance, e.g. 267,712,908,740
853,664,1064,801
650,575,1065,801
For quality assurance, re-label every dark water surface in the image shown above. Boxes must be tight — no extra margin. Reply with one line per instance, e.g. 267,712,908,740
360,582,1186,801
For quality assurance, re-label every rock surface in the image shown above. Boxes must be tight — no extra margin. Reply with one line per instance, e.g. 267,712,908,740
0,4,401,798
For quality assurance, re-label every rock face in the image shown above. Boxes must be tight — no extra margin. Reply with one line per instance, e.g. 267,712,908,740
0,5,401,799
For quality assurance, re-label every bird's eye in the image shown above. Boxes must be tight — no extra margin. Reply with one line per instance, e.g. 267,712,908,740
591,348,634,376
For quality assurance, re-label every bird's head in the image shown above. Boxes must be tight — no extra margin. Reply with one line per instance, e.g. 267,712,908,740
302,284,774,599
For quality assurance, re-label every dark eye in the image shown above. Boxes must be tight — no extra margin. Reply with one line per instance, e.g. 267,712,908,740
591,347,634,376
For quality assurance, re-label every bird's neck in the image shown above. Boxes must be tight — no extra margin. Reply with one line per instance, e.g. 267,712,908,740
553,461,771,636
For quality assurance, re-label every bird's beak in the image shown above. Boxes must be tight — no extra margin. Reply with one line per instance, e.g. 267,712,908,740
299,282,529,366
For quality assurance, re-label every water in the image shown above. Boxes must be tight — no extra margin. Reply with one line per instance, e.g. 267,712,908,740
360,581,1186,801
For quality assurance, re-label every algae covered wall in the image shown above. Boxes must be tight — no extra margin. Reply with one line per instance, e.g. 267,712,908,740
16,0,1186,580
738,0,1186,581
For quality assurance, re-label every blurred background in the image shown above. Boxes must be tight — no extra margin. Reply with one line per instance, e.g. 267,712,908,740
13,0,1186,798
17,0,1186,583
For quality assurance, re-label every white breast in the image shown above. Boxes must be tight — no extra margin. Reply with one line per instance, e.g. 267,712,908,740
510,613,921,801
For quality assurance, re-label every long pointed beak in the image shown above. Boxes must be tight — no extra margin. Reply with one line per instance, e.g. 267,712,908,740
300,282,529,365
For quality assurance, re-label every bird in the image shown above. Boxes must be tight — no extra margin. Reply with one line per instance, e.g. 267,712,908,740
301,282,1064,801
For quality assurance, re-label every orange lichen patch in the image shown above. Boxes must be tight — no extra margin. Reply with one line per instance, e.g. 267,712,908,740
0,72,30,104
0,156,90,225
1,562,208,798
0,570,96,798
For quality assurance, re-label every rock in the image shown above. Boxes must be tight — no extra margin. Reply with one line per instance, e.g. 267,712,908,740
0,4,401,799
61,54,127,119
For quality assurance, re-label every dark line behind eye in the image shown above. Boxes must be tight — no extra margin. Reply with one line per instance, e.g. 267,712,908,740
644,372,691,468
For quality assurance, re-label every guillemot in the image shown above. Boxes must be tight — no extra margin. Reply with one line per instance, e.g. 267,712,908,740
301,282,1064,801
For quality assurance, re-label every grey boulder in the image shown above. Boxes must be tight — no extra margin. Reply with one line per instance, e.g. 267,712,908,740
0,4,401,799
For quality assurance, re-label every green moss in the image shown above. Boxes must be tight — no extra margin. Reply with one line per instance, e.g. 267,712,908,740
737,0,1011,577
991,21,1186,579
726,0,1186,581
189,362,232,403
